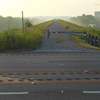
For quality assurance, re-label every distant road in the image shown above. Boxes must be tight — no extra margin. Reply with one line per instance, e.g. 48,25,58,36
40,22,97,51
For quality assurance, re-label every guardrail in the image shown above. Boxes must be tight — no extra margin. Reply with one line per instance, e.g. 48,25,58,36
80,32,100,47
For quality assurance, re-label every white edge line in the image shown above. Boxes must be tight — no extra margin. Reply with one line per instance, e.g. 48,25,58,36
0,92,29,95
83,91,100,94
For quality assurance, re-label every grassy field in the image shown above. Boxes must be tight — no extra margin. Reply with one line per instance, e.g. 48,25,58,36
0,20,53,51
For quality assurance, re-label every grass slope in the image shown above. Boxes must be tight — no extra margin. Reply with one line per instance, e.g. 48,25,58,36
57,19,100,36
57,20,85,32
57,20,100,49
72,35,100,50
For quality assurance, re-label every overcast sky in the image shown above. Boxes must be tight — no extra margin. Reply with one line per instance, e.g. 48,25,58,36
0,0,100,17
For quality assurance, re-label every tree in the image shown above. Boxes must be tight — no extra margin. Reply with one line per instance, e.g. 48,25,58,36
25,19,33,27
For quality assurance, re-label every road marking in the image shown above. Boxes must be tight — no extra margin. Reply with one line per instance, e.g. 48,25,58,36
0,92,29,95
61,90,64,94
58,63,65,66
83,91,100,94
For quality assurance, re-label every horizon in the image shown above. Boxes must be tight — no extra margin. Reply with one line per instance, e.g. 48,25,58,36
0,14,98,18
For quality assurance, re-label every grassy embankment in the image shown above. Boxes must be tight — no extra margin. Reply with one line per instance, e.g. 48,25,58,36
71,35,100,50
0,20,53,51
57,20,100,49
51,20,84,45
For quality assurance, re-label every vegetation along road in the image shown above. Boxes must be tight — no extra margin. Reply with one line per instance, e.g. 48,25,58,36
0,20,100,100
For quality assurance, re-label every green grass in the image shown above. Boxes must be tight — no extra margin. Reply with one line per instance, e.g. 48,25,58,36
85,28,100,36
55,37,65,43
71,35,100,50
57,20,100,49
0,20,54,51
57,19,100,36
57,20,85,32
54,35,68,43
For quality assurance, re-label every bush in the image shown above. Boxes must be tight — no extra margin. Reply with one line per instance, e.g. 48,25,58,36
25,19,33,27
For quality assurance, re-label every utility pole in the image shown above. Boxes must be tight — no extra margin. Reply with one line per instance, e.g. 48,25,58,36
22,10,25,33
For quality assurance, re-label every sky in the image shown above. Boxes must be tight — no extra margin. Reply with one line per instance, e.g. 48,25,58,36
0,0,100,17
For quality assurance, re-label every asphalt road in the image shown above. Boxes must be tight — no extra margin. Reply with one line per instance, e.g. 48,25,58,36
0,84,100,100
0,52,99,72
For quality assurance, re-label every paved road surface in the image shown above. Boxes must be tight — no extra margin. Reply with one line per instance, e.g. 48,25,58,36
0,84,100,100
0,52,100,72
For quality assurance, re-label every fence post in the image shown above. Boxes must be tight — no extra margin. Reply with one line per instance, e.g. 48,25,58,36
94,36,98,46
87,34,90,43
